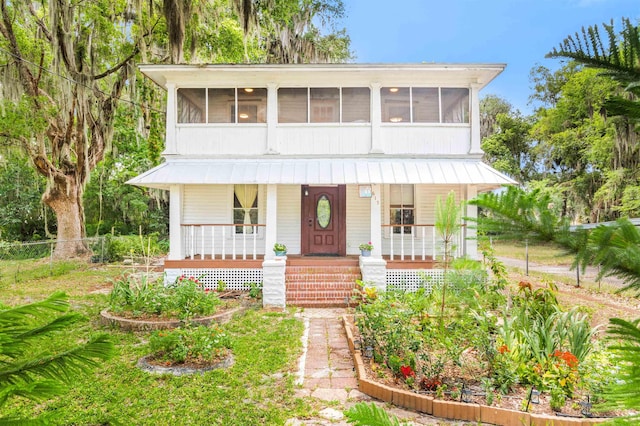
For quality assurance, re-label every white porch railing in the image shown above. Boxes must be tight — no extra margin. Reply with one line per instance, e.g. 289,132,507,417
383,224,466,261
181,224,265,260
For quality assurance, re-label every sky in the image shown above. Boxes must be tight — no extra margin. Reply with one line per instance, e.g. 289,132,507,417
342,0,639,114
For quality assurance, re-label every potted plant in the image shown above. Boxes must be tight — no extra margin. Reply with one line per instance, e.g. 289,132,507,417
359,242,373,257
273,242,287,256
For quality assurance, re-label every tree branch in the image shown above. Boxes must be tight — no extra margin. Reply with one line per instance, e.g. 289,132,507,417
92,46,139,80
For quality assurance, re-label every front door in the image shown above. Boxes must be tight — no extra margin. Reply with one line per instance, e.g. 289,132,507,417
301,185,346,256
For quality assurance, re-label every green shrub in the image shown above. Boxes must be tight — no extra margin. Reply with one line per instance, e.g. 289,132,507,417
149,324,231,364
109,275,221,320
99,234,168,262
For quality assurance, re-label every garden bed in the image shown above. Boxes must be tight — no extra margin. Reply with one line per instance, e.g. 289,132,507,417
100,302,247,331
343,315,609,426
345,262,635,424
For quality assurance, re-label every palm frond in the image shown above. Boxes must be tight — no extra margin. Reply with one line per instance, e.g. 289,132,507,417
0,292,69,327
344,402,403,426
599,318,640,421
0,334,113,387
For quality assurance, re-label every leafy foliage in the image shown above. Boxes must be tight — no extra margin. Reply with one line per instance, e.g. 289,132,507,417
0,292,113,423
345,402,404,426
149,324,231,364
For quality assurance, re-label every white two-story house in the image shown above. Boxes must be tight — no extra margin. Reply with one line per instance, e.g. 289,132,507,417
129,64,514,307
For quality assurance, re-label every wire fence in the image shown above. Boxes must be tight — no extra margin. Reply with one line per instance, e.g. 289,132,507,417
0,236,167,283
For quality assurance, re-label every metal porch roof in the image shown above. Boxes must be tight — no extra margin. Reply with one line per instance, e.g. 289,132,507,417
127,158,517,191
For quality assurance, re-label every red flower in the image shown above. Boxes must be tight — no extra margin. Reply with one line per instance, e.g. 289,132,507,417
400,365,415,379
498,344,510,354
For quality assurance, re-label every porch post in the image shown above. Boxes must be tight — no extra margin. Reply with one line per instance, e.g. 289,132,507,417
262,184,286,307
165,184,183,285
164,83,177,155
370,184,383,258
469,83,482,155
370,83,383,154
360,183,386,293
266,83,279,154
466,185,479,259
169,184,183,260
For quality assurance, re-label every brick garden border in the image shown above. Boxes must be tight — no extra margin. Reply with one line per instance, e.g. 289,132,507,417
342,315,606,426
100,304,247,331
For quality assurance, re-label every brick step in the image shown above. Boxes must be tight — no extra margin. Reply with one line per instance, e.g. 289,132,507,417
287,282,357,290
287,300,352,308
286,289,355,298
284,274,360,283
285,267,361,275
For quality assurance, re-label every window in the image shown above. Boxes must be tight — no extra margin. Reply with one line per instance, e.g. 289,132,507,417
177,88,266,124
278,87,371,123
381,87,469,124
390,184,414,234
310,88,339,123
233,184,258,234
278,88,308,123
177,88,205,123
381,87,410,123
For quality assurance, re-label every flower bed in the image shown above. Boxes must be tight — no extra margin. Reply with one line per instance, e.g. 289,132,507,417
349,264,627,422
101,274,252,330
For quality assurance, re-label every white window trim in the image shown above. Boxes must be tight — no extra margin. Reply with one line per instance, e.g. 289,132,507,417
383,184,418,239
229,184,265,238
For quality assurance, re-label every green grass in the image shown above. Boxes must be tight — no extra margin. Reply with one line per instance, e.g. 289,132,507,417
492,240,576,265
1,262,312,425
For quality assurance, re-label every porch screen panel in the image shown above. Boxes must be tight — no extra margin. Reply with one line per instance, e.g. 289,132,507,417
278,88,308,123
412,88,439,123
208,88,235,123
310,88,339,123
441,88,469,123
381,87,410,123
237,88,267,123
390,184,414,234
342,87,370,123
177,88,205,123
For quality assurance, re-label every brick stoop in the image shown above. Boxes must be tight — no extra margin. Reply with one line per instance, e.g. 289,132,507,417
286,263,361,307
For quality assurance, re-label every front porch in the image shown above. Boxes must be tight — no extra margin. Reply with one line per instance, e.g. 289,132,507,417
163,253,447,307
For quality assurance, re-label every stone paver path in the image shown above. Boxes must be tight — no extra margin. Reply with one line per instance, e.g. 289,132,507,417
287,308,463,425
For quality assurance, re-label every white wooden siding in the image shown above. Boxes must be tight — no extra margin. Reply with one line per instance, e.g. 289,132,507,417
278,126,371,155
381,126,470,155
276,185,301,254
176,127,267,156
346,185,371,255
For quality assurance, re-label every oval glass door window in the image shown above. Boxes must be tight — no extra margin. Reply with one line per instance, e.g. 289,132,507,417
316,195,331,229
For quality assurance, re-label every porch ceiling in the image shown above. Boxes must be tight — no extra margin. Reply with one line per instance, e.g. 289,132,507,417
127,158,516,191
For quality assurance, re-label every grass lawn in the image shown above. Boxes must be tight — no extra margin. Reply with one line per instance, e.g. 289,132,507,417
491,240,576,265
1,260,311,425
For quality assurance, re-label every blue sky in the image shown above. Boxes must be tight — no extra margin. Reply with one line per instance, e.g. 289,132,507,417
342,0,639,114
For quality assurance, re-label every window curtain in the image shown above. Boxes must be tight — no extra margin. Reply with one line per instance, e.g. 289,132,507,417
235,184,258,232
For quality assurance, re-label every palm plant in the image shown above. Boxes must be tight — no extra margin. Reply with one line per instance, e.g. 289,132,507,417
435,191,462,321
0,292,113,423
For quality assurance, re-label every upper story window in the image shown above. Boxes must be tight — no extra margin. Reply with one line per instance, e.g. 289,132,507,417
278,87,370,124
381,87,469,124
177,88,267,124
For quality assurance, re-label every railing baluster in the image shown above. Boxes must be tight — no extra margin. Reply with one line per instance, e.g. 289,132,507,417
421,226,426,261
389,227,394,260
253,225,257,259
400,226,405,261
201,226,205,260
242,226,247,260
232,225,237,260
221,226,226,260
432,226,436,261
411,226,415,261
190,226,194,260
213,226,216,259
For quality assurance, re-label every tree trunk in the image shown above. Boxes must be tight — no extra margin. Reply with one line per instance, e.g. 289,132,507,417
43,173,88,259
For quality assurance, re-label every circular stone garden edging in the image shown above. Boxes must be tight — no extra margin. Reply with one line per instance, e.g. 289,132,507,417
341,315,607,426
100,305,247,331
137,354,234,376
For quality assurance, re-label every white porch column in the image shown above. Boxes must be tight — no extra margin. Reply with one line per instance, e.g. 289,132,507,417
469,83,482,155
264,184,278,260
266,83,279,154
164,83,177,155
168,184,183,260
370,184,382,258
360,183,386,292
262,184,286,307
370,82,383,154
466,185,479,259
